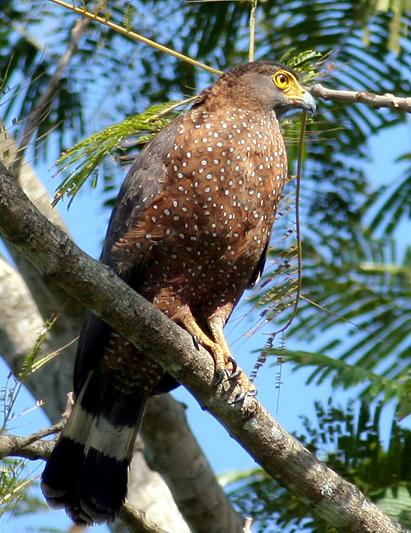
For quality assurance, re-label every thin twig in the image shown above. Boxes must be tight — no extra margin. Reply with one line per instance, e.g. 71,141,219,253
48,0,222,76
311,83,411,113
0,420,65,458
30,336,78,373
119,504,168,533
0,431,57,460
248,0,258,62
0,428,172,532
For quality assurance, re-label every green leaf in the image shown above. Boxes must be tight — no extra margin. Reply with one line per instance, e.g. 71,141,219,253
52,99,188,205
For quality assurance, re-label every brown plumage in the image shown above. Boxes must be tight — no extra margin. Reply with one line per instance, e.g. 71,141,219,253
41,61,315,525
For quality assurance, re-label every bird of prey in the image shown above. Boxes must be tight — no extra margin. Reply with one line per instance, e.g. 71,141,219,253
41,61,315,525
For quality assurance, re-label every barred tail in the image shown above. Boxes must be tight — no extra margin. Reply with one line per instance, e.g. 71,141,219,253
41,372,147,525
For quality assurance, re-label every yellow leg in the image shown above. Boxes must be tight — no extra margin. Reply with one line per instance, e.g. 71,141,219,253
179,314,229,372
208,315,256,396
178,309,256,399
207,316,232,361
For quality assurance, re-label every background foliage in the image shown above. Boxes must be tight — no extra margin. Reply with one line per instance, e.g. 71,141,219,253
1,0,411,531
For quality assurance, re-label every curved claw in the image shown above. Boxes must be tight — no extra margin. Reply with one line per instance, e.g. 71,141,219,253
192,335,200,350
212,368,228,387
230,388,257,405
225,369,242,382
226,356,238,374
222,356,241,382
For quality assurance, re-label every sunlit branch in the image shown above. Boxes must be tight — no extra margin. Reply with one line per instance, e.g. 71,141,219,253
248,0,258,62
48,0,222,76
0,423,63,460
311,83,411,113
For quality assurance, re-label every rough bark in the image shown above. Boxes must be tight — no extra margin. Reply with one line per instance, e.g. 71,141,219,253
1,124,84,331
311,83,411,113
0,432,55,460
112,436,191,533
0,160,405,532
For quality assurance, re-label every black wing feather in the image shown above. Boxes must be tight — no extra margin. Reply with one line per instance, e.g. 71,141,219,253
74,118,181,394
247,239,269,289
101,118,181,273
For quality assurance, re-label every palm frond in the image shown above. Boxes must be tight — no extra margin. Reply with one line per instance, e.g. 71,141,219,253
261,229,411,401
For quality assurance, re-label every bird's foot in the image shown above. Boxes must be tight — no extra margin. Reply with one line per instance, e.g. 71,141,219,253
180,315,256,400
225,363,257,403
212,355,237,385
212,353,257,403
230,385,257,405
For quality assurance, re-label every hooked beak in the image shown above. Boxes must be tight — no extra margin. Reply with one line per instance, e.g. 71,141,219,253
274,86,316,118
297,90,316,114
286,85,317,115
301,90,317,115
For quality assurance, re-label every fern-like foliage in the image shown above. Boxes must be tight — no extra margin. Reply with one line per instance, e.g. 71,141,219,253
369,154,411,236
256,227,411,413
52,99,186,205
0,459,30,518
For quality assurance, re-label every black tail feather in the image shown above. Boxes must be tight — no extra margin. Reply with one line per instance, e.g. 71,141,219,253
42,437,85,508
74,451,129,523
41,371,147,525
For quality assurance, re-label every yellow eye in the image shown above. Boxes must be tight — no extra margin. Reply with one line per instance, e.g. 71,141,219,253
273,71,291,90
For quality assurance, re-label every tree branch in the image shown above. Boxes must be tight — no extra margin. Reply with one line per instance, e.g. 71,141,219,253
114,437,191,533
0,427,184,533
0,431,55,460
311,83,411,113
0,160,406,532
119,504,169,533
0,438,175,533
0,124,84,349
